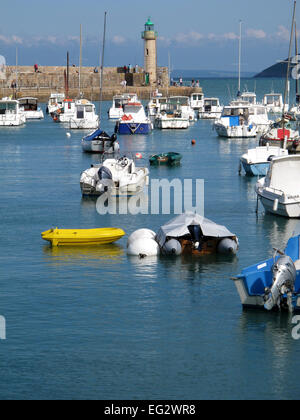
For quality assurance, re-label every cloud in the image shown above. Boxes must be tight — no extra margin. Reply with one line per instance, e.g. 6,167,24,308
112,35,126,45
246,29,266,39
0,34,23,44
174,31,205,44
276,25,290,41
222,32,239,41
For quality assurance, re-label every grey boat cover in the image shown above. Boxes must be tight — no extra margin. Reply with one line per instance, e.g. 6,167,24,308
156,212,236,247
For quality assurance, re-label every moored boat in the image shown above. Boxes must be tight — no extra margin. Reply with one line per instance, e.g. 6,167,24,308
233,233,300,312
240,146,288,176
46,93,65,115
80,156,149,197
199,98,223,120
256,155,300,218
82,130,120,154
115,102,152,135
0,98,26,126
42,227,125,247
69,99,99,130
259,119,300,152
149,152,182,166
19,97,44,119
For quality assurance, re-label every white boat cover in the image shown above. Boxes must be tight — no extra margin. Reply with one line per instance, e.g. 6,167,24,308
156,212,235,247
266,155,300,196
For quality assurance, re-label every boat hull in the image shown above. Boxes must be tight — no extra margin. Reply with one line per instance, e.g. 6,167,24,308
117,122,151,135
42,228,125,247
233,235,300,312
241,160,270,176
258,194,300,218
215,123,257,138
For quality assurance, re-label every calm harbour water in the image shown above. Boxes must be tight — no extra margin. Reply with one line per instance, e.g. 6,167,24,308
0,78,300,400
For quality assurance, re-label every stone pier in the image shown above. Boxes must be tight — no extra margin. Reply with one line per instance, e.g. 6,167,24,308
0,65,202,102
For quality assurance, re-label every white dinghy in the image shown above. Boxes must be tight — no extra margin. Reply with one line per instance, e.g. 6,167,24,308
80,156,149,197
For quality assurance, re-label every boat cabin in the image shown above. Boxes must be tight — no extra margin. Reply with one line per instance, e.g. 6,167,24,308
240,92,257,105
190,93,204,109
263,94,283,107
19,97,39,111
0,99,18,115
204,98,220,110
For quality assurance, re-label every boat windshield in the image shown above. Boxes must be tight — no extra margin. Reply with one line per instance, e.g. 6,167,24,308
124,105,142,113
169,97,189,106
266,95,281,104
192,94,203,101
223,107,249,117
241,95,256,104
0,102,16,114
205,100,219,106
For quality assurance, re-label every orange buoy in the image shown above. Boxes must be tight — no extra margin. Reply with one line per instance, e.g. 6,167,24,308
136,153,143,159
191,139,196,145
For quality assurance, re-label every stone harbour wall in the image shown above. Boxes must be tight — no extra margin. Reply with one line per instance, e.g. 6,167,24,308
0,65,202,101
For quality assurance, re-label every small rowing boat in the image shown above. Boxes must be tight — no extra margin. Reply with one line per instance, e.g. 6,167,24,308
42,227,125,247
149,152,182,166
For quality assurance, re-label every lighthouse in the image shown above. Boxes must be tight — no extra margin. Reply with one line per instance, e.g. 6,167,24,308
141,17,158,86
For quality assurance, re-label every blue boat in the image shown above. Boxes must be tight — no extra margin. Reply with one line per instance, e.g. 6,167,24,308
240,146,288,176
115,101,152,135
233,234,300,312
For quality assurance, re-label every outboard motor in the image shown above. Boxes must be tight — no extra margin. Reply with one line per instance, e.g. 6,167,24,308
98,166,113,192
264,254,296,312
188,225,203,251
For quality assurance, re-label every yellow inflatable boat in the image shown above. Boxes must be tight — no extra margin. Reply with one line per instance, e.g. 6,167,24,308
42,227,125,247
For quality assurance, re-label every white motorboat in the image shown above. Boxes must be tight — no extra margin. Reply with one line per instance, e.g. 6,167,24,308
214,103,271,138
19,97,44,119
256,155,300,218
214,104,257,138
240,146,289,176
263,93,287,114
69,99,99,130
52,99,75,123
0,98,26,126
80,156,149,197
230,101,271,133
82,130,120,154
147,96,168,122
115,102,152,135
154,103,190,129
168,96,195,121
46,93,65,115
108,93,138,119
199,98,223,119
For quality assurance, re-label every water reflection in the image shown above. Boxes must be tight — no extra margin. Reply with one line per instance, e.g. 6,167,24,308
238,310,296,399
43,244,124,266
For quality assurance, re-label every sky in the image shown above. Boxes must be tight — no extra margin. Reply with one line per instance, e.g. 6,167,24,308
0,0,298,73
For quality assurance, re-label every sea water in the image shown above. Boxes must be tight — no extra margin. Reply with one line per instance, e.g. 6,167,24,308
0,78,300,400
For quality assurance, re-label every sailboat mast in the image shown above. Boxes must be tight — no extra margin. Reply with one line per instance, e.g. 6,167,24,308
283,1,296,113
79,24,82,97
238,20,242,96
282,0,297,148
99,12,107,126
15,47,18,95
295,20,299,104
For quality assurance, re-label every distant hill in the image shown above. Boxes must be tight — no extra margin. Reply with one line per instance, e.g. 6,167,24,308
254,59,296,78
171,69,256,79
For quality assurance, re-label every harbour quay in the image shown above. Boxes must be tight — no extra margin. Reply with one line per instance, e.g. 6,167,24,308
0,65,203,101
